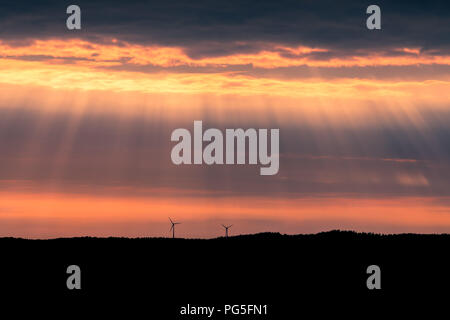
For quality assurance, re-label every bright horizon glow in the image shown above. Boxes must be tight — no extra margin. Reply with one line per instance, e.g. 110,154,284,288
1,191,450,238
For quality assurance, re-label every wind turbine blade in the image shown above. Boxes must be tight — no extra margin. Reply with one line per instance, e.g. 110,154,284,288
170,225,174,231
169,217,173,224
222,224,226,228
229,225,233,228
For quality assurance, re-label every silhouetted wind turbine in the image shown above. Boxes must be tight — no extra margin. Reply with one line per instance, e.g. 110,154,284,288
169,217,181,239
222,224,233,238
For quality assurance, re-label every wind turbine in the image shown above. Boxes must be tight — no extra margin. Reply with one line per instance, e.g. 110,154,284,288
169,217,181,239
222,224,233,238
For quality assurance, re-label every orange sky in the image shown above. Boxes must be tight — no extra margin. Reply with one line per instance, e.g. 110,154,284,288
1,38,450,237
2,191,450,238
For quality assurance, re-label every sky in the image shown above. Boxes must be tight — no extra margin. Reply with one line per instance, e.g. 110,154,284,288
1,0,450,238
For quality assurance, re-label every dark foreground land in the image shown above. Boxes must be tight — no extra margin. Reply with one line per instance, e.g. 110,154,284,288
1,231,449,317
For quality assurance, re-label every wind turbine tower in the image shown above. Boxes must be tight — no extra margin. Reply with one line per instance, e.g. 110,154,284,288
169,217,181,239
222,224,233,238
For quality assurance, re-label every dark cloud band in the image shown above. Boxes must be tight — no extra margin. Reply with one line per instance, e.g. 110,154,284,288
0,0,449,58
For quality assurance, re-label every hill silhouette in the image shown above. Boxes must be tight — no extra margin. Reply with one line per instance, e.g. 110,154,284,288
1,230,448,317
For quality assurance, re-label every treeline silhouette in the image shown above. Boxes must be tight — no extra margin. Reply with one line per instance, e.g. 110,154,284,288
1,230,448,317
2,229,450,241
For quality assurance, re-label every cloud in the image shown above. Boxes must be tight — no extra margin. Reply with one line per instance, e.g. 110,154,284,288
0,0,449,59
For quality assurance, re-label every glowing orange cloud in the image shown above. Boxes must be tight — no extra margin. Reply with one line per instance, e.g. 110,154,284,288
1,39,450,69
1,39,450,99
1,58,450,100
